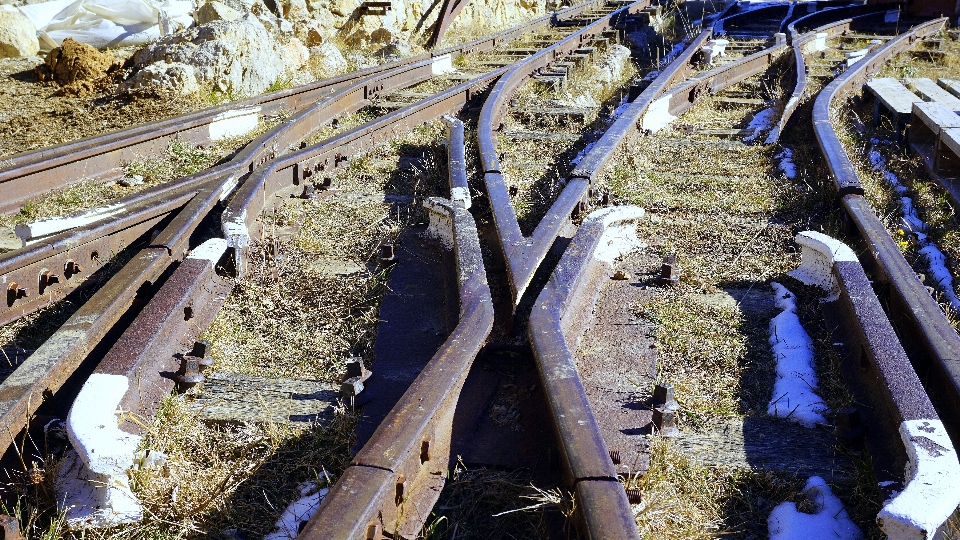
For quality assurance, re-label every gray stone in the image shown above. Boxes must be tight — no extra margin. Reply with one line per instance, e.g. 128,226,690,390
0,8,39,58
125,61,202,95
375,40,410,60
132,15,286,97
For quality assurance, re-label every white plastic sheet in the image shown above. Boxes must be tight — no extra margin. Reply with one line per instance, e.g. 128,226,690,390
17,0,194,50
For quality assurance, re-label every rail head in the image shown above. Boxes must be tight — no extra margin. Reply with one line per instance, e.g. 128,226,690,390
529,205,644,540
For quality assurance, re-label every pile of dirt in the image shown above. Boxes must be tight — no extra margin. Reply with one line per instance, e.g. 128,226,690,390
35,38,119,96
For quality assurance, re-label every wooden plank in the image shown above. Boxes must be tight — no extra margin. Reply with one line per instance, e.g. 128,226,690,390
940,78,960,98
674,417,851,481
943,128,960,159
186,372,341,423
866,78,923,115
907,78,960,112
913,102,960,136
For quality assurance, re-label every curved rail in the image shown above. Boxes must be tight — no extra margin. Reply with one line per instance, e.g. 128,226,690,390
768,6,896,143
0,0,614,325
529,206,645,540
812,14,960,455
477,0,650,304
0,0,607,214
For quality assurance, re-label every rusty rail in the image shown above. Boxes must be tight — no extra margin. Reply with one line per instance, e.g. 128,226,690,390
300,153,493,537
426,0,470,48
477,0,650,305
811,17,960,441
0,0,614,325
767,6,895,143
528,206,645,539
0,0,606,215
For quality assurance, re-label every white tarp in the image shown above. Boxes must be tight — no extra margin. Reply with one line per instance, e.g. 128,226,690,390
17,0,194,50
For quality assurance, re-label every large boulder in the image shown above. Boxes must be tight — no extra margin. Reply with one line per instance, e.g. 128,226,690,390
283,37,309,72
132,15,287,97
280,0,309,19
0,7,39,58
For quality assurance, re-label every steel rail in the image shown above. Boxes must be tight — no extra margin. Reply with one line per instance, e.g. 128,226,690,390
0,4,628,529
528,206,645,539
0,0,608,216
789,231,960,539
476,0,650,305
768,6,895,143
0,0,617,325
301,119,492,538
810,17,960,441
426,0,470,48
223,2,630,272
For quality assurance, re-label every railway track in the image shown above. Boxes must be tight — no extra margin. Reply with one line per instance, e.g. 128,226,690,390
2,1,960,538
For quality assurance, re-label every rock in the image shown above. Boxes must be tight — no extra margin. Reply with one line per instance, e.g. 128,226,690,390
590,44,631,85
258,13,294,37
307,42,347,78
196,1,242,24
328,0,359,17
0,8,39,58
283,37,309,72
302,20,327,45
280,0,309,19
375,40,410,60
132,15,287,97
118,174,145,187
124,62,201,95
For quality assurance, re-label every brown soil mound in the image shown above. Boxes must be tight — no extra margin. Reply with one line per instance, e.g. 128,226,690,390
36,38,118,96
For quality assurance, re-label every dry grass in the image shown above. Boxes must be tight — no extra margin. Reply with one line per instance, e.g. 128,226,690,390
0,118,285,230
600,61,884,536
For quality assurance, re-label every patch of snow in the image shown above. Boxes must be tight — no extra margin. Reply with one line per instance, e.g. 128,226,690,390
867,147,960,310
776,148,796,179
209,106,261,141
590,206,645,264
768,476,862,540
263,482,329,540
743,107,775,143
767,282,827,428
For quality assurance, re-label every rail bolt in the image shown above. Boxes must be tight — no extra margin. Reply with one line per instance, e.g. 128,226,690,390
609,449,621,464
378,243,397,266
6,284,18,306
625,488,642,505
188,340,215,369
64,260,81,277
833,407,866,446
299,184,317,199
175,356,205,390
658,254,680,285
